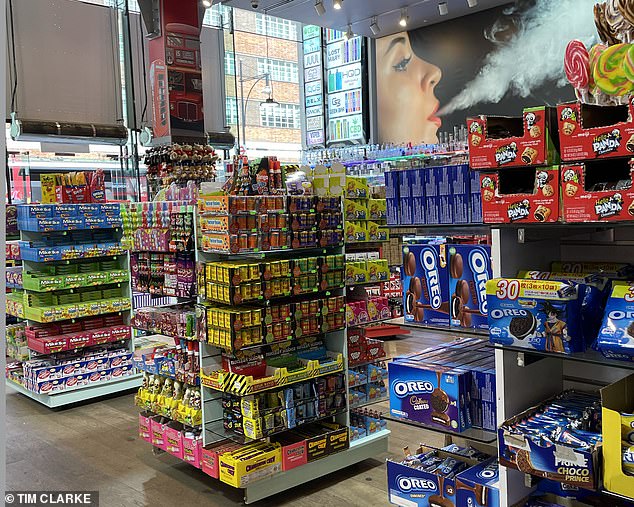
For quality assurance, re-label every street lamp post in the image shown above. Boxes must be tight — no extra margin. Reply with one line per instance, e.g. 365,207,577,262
238,59,278,149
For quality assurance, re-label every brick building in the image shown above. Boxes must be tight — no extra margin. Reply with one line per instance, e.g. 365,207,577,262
223,9,303,162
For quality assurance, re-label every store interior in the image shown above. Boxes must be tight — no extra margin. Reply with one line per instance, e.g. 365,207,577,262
4,0,634,506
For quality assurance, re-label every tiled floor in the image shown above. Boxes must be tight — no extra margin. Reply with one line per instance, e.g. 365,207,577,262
6,328,494,506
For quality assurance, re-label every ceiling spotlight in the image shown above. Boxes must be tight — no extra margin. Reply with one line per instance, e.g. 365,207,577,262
467,0,478,6
369,16,380,36
345,24,353,40
399,8,409,27
314,0,326,15
202,0,212,7
438,2,448,15
333,0,342,10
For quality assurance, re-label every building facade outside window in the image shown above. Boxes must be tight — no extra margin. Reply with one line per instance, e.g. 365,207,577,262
256,57,298,83
260,103,300,129
226,97,239,125
255,13,297,41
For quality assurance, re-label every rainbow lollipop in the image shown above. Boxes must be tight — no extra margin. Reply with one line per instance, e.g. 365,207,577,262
564,40,590,101
623,44,634,83
589,43,607,101
594,43,631,96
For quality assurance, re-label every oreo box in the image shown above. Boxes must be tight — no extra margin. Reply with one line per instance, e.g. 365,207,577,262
449,245,492,330
486,278,584,354
402,244,450,327
597,281,634,361
455,458,500,507
388,359,472,432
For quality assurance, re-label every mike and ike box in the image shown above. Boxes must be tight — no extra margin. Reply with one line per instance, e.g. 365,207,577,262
486,278,584,354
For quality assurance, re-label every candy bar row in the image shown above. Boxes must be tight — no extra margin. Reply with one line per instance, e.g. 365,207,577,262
136,380,201,428
222,373,347,441
131,305,198,341
130,252,196,299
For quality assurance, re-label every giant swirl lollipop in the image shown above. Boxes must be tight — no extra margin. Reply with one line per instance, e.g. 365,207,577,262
594,43,631,99
589,43,607,103
565,40,590,102
623,44,634,86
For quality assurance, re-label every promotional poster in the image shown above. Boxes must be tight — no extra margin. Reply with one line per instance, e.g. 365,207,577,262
375,0,597,144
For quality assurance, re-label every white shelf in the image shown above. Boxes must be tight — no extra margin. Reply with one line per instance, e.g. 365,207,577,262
243,429,390,504
6,374,142,408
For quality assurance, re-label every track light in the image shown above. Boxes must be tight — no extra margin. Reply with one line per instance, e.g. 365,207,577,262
314,0,326,15
467,0,478,5
399,8,409,27
333,0,342,10
345,24,353,40
369,16,380,36
438,2,448,15
202,0,212,7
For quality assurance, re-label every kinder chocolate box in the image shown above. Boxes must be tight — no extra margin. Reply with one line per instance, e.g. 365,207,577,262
486,278,584,354
389,359,471,432
468,106,556,169
480,167,560,224
557,100,634,161
448,245,492,330
402,243,450,327
560,160,634,222
597,282,634,361
456,458,500,507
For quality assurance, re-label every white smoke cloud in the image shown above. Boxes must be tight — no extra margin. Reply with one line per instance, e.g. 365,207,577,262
439,0,598,116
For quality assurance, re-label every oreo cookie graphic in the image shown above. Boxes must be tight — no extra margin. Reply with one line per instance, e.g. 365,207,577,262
509,312,537,339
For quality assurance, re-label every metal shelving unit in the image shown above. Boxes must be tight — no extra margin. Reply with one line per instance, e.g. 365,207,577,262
7,206,139,407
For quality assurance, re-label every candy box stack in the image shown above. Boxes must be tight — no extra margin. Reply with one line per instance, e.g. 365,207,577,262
498,390,602,490
597,281,634,361
557,99,634,162
218,441,282,487
486,278,584,354
600,373,634,498
467,106,557,169
480,166,560,224
387,443,488,507
560,159,634,222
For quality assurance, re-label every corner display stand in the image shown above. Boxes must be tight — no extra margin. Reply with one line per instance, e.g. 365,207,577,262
491,225,634,507
196,208,389,504
6,204,141,407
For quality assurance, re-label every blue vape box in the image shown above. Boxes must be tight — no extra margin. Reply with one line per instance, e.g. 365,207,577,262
387,198,399,225
385,171,399,199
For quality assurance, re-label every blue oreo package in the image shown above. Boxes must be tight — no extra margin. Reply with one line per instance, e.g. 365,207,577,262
402,243,450,327
456,458,500,507
518,271,610,349
449,245,492,330
486,278,584,354
597,281,634,361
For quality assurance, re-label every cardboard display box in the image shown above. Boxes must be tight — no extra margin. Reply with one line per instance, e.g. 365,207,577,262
601,374,634,499
468,106,557,169
448,244,491,330
560,159,634,222
557,99,634,161
480,166,560,224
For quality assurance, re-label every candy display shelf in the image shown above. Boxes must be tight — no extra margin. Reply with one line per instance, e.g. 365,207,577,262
5,373,141,408
6,204,139,407
390,316,489,337
349,395,389,410
130,193,388,501
240,428,390,504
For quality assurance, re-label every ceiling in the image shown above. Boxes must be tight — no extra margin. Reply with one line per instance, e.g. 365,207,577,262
217,0,512,38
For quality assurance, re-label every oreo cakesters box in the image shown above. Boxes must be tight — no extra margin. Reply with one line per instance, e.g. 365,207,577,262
597,281,634,360
449,245,492,330
402,243,450,327
486,278,584,354
389,358,472,432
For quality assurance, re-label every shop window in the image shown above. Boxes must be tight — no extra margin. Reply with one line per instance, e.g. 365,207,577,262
226,97,239,125
255,13,297,41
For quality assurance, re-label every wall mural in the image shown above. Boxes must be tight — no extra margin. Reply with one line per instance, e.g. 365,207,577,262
375,0,598,144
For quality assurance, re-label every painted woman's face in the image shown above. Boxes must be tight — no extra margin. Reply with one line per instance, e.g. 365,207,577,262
376,32,442,145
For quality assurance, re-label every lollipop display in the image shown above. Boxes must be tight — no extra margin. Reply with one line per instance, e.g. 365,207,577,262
564,40,590,102
594,43,631,97
596,2,620,45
